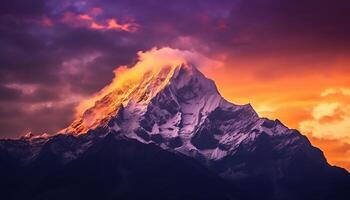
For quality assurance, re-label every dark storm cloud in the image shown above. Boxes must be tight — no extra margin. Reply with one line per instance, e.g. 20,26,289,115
98,0,350,68
227,0,350,52
0,0,349,138
0,85,22,101
0,0,46,17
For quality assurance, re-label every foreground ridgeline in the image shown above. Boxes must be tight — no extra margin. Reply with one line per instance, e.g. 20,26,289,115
1,64,349,200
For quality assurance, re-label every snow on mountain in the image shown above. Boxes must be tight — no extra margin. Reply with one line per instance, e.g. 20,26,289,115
62,61,300,164
0,51,330,173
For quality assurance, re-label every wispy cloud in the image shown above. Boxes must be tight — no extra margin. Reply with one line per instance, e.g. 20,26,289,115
51,7,139,32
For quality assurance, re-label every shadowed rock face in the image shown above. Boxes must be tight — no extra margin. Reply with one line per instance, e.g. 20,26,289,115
191,127,220,150
1,64,349,200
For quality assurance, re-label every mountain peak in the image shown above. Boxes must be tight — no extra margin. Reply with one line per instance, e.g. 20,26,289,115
64,56,261,164
65,63,217,134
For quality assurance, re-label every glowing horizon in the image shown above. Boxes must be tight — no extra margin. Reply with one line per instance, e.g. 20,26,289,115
203,61,350,170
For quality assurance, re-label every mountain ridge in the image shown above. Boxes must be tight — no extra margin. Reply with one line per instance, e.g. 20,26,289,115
1,63,349,200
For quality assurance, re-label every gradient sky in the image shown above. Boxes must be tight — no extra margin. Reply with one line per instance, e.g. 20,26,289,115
0,0,349,170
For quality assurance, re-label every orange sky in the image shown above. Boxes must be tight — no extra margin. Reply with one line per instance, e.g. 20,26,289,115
203,62,350,171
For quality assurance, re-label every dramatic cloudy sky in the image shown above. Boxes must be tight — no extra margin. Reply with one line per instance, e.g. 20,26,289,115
1,0,350,169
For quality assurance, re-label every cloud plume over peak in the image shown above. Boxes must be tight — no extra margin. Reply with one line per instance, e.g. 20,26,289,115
75,47,221,117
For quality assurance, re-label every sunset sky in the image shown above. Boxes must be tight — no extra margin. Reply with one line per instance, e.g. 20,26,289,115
0,0,349,170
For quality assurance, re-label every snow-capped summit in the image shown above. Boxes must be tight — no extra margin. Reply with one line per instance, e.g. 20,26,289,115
65,63,215,134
